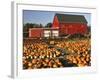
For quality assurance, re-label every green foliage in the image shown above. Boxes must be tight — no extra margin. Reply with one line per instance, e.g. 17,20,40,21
45,23,52,28
23,22,52,33
23,23,43,32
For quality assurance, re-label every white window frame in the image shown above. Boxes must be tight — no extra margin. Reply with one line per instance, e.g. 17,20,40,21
44,30,51,37
52,30,59,37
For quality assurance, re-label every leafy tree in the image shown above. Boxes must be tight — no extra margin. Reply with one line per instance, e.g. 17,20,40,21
45,23,52,28
87,25,91,33
23,23,43,32
39,24,43,28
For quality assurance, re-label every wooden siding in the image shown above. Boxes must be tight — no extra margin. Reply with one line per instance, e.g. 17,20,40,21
52,16,59,28
29,28,44,38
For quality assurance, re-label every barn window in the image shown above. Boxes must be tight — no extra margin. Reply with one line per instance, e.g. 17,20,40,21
44,30,51,37
52,30,59,37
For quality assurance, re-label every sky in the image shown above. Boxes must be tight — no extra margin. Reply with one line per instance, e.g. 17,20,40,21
23,10,91,26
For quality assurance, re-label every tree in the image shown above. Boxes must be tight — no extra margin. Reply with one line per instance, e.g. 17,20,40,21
87,25,91,33
39,24,43,28
45,23,52,28
23,23,34,32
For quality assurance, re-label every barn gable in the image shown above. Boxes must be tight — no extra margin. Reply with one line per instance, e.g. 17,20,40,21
52,16,59,28
55,13,87,24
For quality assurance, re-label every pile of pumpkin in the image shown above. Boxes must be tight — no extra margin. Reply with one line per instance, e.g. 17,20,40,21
23,39,91,69
23,42,63,69
23,58,63,69
23,42,62,59
56,39,91,67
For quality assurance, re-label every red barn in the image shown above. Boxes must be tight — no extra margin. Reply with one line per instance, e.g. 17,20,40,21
52,14,88,36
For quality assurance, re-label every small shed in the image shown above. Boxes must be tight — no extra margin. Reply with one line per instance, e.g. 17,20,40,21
29,28,44,38
29,28,59,38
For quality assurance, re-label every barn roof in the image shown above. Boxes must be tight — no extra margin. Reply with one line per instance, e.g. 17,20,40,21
55,13,87,24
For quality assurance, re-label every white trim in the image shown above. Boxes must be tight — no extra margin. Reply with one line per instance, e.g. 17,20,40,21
11,1,18,78
15,0,97,9
29,28,31,37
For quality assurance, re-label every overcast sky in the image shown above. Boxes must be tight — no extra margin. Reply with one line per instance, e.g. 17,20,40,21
23,10,91,26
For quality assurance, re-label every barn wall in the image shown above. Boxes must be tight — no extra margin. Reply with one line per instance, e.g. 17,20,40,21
59,23,87,36
52,16,59,28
